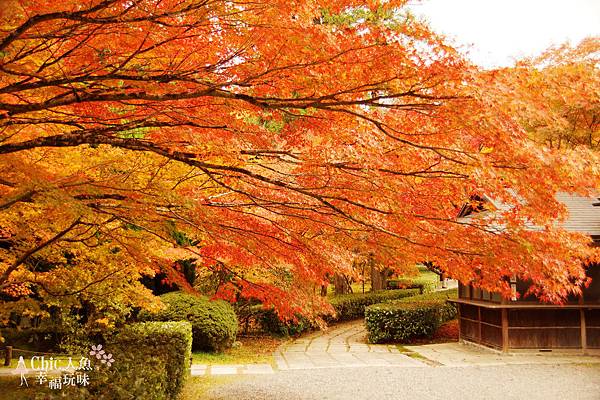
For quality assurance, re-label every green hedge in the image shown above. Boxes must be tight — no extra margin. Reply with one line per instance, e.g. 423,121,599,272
248,289,420,337
365,288,457,344
328,289,421,322
48,321,192,400
140,291,237,352
100,321,192,399
258,311,313,337
386,278,436,293
0,327,63,352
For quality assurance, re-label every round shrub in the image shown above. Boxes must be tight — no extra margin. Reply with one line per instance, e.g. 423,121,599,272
258,310,312,337
140,291,238,352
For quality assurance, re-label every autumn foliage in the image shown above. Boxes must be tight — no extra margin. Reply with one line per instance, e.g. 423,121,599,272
483,38,599,150
0,1,598,324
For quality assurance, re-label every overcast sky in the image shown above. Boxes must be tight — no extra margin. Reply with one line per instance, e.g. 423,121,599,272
408,0,600,68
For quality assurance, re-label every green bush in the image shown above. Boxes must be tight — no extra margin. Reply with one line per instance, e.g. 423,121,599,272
246,289,421,336
406,288,458,321
0,327,63,352
46,321,192,400
258,310,313,337
101,321,192,399
237,289,423,337
386,278,436,293
365,288,457,343
328,288,421,322
140,291,237,352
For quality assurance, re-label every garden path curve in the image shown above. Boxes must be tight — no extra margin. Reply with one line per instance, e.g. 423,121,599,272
273,320,425,370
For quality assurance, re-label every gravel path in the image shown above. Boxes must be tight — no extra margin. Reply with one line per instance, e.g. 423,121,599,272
201,363,600,400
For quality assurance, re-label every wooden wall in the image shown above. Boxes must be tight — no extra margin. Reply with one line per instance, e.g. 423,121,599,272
507,309,580,349
458,304,502,349
588,309,600,349
458,304,600,351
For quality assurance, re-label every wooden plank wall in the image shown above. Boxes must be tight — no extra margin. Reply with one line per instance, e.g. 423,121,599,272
458,304,600,350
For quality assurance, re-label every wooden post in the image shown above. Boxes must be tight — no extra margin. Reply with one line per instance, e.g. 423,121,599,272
457,304,462,341
501,309,509,352
580,309,587,354
4,346,12,367
477,306,482,344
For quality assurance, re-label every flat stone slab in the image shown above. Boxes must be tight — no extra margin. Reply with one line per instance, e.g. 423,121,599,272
347,345,371,353
405,343,600,367
190,364,207,376
190,363,275,376
329,353,363,363
370,346,392,353
210,365,240,375
243,364,274,374
327,345,349,352
284,362,316,370
283,353,313,360
274,320,431,370
284,345,307,352
352,354,392,366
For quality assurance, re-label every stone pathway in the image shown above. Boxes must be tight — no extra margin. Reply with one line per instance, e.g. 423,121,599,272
191,320,424,376
274,320,423,370
406,343,600,367
191,363,275,376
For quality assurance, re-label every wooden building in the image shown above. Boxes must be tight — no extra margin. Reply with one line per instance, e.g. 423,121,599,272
451,193,600,353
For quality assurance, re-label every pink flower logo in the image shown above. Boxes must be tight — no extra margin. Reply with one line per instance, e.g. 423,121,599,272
89,344,105,360
101,353,115,367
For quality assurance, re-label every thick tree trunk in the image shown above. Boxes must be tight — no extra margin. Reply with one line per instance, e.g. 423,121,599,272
320,284,328,296
370,265,388,291
333,273,351,295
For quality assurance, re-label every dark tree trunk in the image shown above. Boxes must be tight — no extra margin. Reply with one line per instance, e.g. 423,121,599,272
333,273,351,295
370,265,388,291
320,284,328,296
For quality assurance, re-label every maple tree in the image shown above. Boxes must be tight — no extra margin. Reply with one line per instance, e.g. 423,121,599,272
483,38,599,150
0,0,598,325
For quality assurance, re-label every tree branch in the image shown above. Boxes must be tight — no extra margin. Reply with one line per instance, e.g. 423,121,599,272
0,217,81,287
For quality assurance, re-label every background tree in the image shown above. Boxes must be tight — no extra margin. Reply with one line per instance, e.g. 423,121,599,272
0,1,598,325
483,38,599,150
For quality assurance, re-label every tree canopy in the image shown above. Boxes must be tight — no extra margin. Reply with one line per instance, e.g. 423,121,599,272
485,38,599,151
0,0,598,323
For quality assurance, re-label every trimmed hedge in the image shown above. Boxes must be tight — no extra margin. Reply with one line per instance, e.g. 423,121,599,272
328,289,421,322
246,289,421,337
365,288,457,343
258,311,313,337
50,321,192,400
386,278,435,293
99,321,192,399
140,291,237,352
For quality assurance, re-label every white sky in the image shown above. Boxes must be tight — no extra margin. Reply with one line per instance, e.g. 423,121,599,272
408,0,600,68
